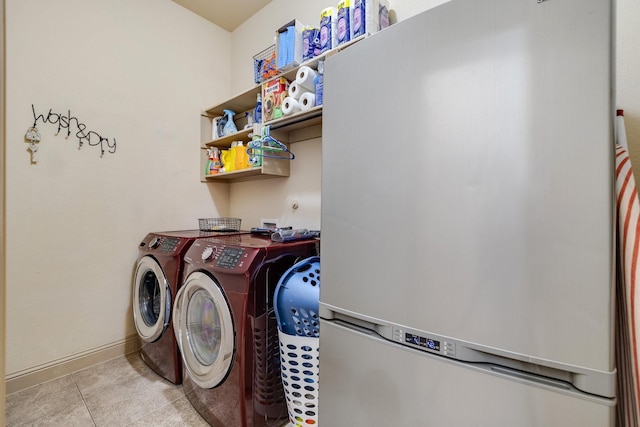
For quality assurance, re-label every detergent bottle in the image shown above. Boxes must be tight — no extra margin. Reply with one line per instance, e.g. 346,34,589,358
221,149,236,173
221,109,238,136
234,141,249,170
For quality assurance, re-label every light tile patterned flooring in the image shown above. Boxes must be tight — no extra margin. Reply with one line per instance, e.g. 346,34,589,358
5,353,210,426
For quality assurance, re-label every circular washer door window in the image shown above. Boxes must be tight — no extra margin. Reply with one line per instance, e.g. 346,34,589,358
173,271,235,389
133,256,170,342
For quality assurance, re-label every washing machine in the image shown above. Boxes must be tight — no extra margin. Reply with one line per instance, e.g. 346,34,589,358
173,234,319,427
133,229,247,384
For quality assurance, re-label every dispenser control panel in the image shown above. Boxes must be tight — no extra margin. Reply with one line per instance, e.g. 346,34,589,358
392,326,455,358
405,333,441,351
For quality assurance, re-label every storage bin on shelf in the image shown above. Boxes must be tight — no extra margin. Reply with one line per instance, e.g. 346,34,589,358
276,19,305,72
274,256,321,427
254,45,277,84
198,217,241,232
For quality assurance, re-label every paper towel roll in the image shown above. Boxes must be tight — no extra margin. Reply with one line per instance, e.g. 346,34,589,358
296,66,317,91
282,97,302,116
299,92,317,111
289,81,311,100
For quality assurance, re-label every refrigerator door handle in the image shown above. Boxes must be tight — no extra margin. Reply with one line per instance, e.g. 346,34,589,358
319,303,395,340
488,365,574,392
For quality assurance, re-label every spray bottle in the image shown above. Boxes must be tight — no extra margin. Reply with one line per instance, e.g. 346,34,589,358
206,147,221,175
221,109,238,136
314,60,324,106
254,93,262,124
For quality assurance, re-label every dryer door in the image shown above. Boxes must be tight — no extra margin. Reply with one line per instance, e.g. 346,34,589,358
133,256,171,343
173,271,235,389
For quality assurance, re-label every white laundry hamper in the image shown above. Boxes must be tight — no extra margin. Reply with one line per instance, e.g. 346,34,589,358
274,256,320,426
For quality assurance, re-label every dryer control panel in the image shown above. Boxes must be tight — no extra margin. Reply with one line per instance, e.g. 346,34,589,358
157,237,181,253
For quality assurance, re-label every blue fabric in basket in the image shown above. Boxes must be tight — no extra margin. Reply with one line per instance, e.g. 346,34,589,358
278,26,295,69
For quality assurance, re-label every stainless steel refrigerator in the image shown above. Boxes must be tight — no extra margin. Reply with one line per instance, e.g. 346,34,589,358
319,0,616,425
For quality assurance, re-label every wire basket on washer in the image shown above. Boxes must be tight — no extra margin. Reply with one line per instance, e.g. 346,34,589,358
253,44,277,84
198,217,241,232
274,256,320,427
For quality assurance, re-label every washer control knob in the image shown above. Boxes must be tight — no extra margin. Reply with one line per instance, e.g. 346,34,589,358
149,237,161,248
202,246,216,262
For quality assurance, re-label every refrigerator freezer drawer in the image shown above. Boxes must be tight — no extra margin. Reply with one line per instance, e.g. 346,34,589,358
319,320,615,427
320,303,616,398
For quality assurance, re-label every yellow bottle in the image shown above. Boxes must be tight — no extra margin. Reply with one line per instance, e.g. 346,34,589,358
221,149,236,172
234,141,249,170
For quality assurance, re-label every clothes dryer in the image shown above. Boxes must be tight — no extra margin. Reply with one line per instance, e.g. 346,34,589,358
173,234,318,427
133,230,247,384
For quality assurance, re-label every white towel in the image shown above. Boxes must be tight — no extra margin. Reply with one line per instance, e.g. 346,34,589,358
618,114,629,149
615,141,640,427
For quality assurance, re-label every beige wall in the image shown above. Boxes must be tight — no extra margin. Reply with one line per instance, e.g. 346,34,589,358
4,0,231,381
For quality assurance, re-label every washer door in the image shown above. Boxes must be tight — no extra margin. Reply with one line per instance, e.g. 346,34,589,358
133,256,171,343
173,271,235,389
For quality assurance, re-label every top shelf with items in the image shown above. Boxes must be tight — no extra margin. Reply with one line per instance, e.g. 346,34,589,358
203,36,365,146
274,35,365,83
203,59,317,124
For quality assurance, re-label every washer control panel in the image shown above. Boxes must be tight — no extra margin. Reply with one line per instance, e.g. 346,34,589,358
186,240,258,273
142,236,183,253
216,247,244,269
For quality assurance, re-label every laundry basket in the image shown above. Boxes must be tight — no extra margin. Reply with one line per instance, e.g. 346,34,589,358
274,256,320,427
278,333,319,426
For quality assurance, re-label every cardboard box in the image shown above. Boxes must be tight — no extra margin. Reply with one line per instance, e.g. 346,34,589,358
276,19,305,71
262,77,290,122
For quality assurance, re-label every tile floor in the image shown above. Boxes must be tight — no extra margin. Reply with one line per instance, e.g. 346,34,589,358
5,353,210,427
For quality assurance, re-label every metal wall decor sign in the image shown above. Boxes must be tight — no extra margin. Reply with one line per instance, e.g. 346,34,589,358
28,104,117,159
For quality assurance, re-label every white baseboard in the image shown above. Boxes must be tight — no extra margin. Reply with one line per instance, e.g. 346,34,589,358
5,335,141,394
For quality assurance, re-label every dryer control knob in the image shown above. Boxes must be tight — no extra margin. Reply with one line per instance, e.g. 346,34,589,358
202,246,216,261
149,237,161,248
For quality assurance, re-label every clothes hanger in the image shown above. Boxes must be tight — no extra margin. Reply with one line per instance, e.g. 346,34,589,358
246,125,295,160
